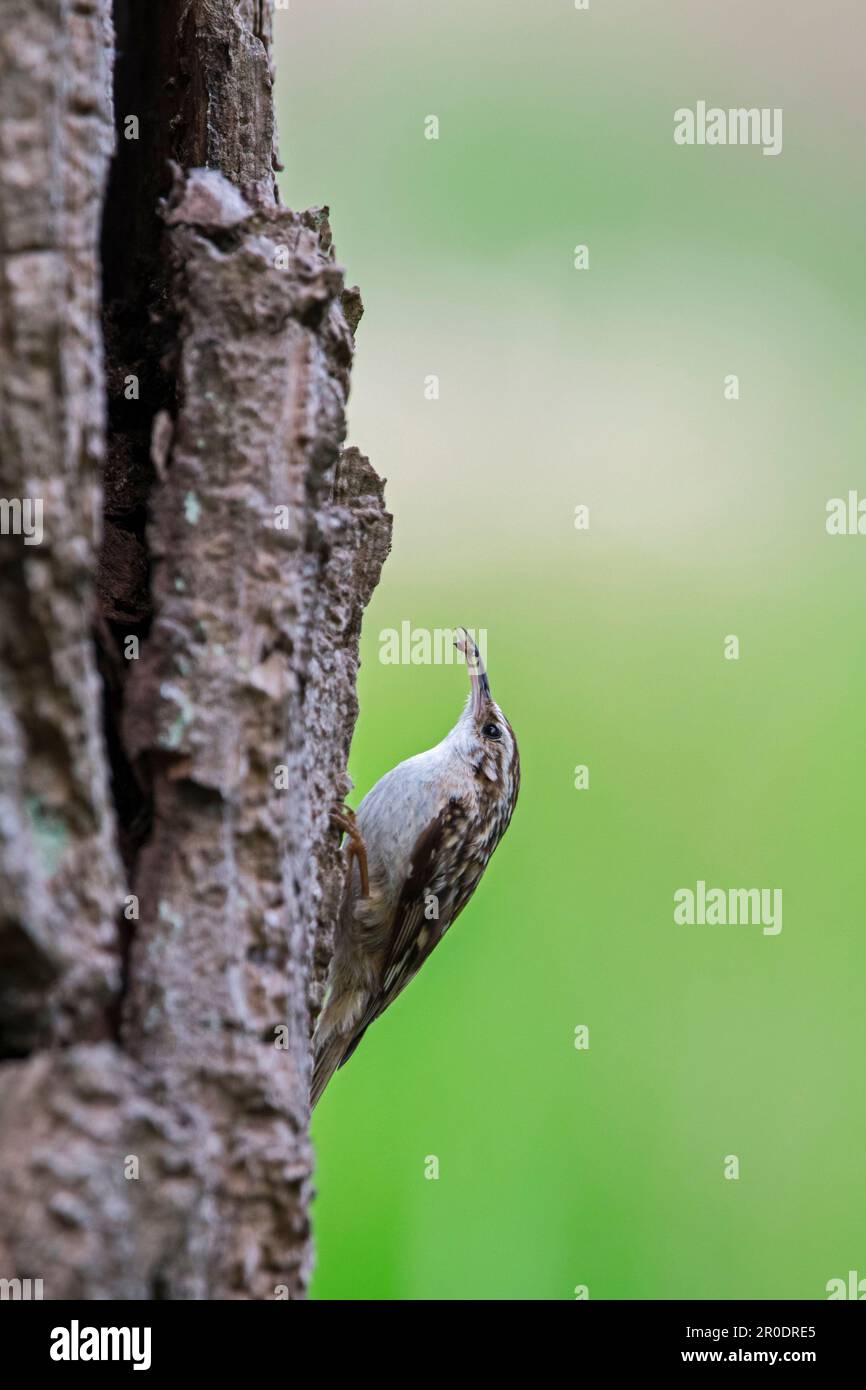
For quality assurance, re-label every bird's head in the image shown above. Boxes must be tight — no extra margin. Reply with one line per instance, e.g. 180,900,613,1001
452,628,520,794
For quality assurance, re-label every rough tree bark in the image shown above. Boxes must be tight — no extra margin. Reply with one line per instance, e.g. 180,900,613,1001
0,0,390,1299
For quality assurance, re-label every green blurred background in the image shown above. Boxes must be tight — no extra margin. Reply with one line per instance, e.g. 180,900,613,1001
275,1,866,1299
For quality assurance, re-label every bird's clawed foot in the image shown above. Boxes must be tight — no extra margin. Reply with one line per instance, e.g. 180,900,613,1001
331,803,370,898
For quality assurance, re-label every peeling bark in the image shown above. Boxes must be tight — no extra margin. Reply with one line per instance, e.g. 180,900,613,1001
0,1,390,1299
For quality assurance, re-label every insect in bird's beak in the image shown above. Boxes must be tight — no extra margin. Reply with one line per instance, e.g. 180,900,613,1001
455,626,491,718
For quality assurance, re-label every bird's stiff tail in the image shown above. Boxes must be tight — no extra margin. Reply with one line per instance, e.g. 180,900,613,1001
310,1034,345,1110
310,1023,370,1109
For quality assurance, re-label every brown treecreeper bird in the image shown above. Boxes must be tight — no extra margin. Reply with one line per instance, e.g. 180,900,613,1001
312,629,520,1107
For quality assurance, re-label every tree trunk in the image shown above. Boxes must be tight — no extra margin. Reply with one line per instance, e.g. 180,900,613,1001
0,0,390,1300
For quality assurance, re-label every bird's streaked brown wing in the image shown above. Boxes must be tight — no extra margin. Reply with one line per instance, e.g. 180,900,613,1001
344,796,486,1053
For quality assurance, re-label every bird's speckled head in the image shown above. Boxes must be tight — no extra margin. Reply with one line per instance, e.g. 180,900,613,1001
452,629,520,794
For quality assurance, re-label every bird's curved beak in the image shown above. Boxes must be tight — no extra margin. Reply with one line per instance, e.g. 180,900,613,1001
455,627,490,718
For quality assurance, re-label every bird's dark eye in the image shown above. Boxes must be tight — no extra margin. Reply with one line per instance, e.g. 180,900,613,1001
482,722,501,740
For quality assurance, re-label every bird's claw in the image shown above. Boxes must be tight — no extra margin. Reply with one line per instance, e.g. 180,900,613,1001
330,803,370,898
